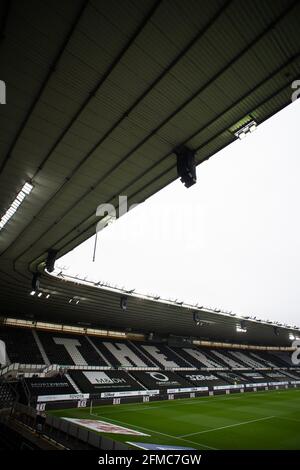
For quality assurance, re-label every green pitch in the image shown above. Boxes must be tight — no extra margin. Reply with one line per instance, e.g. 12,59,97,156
50,389,300,450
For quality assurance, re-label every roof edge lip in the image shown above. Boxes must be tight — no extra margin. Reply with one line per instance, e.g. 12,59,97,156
43,267,300,334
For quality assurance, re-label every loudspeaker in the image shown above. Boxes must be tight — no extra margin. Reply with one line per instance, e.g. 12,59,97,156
32,272,41,291
120,296,128,311
175,145,197,188
46,249,58,273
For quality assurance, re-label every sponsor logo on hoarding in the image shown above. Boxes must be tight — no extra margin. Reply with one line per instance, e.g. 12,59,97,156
63,418,149,436
83,371,126,385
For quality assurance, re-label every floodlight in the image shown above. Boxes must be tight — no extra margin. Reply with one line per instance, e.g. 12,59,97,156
0,181,34,231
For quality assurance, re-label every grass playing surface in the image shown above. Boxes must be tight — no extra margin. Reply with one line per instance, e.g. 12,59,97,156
50,389,300,449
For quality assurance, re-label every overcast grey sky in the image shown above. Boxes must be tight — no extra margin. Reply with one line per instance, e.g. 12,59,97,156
59,98,300,327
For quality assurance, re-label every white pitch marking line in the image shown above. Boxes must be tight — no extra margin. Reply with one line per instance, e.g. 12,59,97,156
180,415,275,438
91,412,217,450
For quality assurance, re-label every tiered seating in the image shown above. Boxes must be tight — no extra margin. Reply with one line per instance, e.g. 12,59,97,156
179,371,228,387
240,371,269,383
138,343,191,368
0,327,44,364
208,350,245,368
89,339,155,367
24,376,76,397
262,371,291,382
247,351,284,368
180,348,225,368
37,332,107,366
228,351,266,368
215,371,248,384
0,326,299,376
266,351,295,367
0,382,15,404
130,370,190,390
69,370,143,396
281,370,300,380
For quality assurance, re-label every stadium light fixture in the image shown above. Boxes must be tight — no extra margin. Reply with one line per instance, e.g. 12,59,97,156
236,324,247,333
0,182,33,231
120,296,128,311
193,312,206,326
69,297,81,304
46,294,50,299
30,290,36,296
37,292,42,298
234,120,257,140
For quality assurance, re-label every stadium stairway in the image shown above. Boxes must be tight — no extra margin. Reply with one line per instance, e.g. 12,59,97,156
128,340,158,367
85,335,112,366
64,374,81,393
228,351,266,368
32,330,50,366
180,348,225,368
209,350,246,368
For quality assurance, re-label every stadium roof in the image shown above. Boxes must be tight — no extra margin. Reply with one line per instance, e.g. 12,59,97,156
0,0,300,346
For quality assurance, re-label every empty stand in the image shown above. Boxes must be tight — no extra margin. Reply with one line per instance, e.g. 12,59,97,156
37,332,106,366
248,351,281,368
69,370,143,396
139,343,191,368
130,370,191,390
263,371,292,382
24,376,76,397
228,351,266,368
209,350,245,368
179,371,228,387
240,371,268,383
0,327,44,365
0,382,15,406
180,348,224,368
281,370,300,380
216,371,248,384
89,339,155,367
263,351,295,367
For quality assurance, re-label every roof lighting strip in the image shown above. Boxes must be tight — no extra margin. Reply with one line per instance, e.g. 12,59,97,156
0,182,33,230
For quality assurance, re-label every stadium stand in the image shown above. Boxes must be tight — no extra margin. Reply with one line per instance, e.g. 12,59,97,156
262,371,293,381
215,371,248,385
138,343,192,368
1,325,300,412
269,351,297,367
0,382,15,406
0,327,44,365
130,370,191,391
178,371,228,387
69,370,143,397
247,351,281,368
209,350,246,368
281,370,300,380
89,339,155,368
24,376,76,397
37,332,107,366
239,371,269,382
227,351,266,368
180,348,227,368
1,326,299,376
